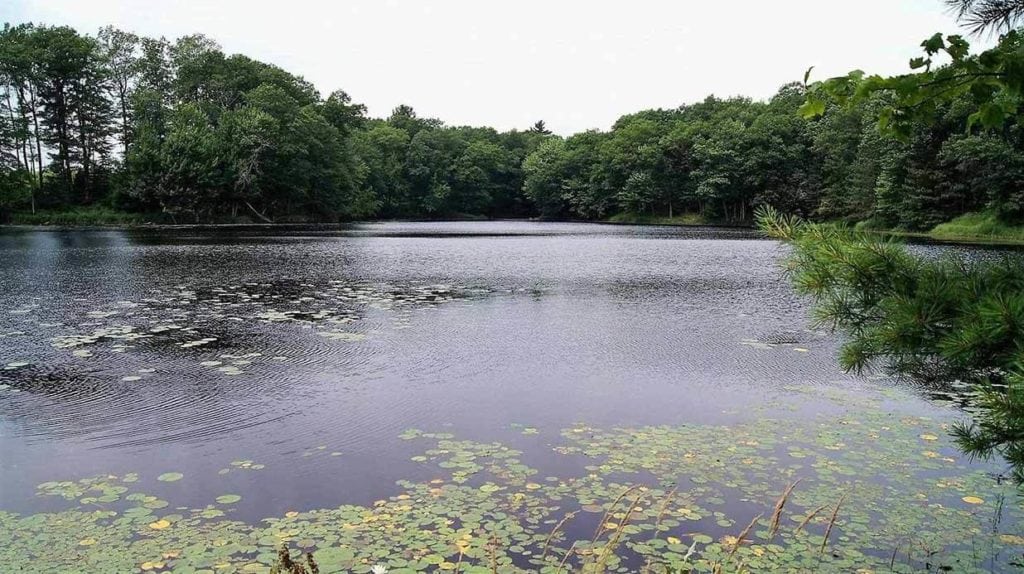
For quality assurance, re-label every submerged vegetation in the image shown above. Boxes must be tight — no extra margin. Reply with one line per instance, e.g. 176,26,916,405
3,386,1023,573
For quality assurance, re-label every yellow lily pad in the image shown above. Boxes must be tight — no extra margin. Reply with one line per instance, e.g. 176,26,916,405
999,534,1024,545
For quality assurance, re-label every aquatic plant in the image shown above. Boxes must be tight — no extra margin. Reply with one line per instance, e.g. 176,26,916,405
2,387,1022,573
269,543,318,574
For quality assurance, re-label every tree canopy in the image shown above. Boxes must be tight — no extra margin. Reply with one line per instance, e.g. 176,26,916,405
3,20,1024,231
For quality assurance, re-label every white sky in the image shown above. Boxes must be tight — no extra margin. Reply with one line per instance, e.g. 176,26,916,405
3,0,978,134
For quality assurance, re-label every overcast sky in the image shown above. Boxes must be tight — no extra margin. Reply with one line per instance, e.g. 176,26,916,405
3,0,978,134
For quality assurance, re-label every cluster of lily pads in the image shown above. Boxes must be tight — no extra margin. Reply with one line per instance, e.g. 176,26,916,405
2,281,484,382
2,386,1022,573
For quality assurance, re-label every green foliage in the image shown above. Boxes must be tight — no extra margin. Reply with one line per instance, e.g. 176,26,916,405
522,137,570,217
518,93,825,223
6,20,1024,228
7,206,157,225
778,17,1024,482
760,205,1024,479
946,0,1024,35
352,122,410,215
0,167,31,219
758,206,1024,379
3,25,383,223
932,211,1024,241
953,375,1024,482
938,135,1024,220
605,212,707,226
804,28,1024,137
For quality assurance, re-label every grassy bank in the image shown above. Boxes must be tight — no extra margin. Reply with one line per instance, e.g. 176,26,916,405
930,212,1024,243
4,209,715,229
6,207,162,226
852,212,1024,246
3,208,501,227
605,212,710,226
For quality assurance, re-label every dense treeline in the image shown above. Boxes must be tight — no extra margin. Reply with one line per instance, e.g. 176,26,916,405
0,24,551,222
1,22,1023,228
526,82,1024,228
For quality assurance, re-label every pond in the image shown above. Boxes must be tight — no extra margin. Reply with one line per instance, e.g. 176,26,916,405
1,221,1022,573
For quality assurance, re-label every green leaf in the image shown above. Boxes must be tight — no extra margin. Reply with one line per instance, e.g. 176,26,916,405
946,35,970,61
976,103,1005,129
921,33,945,55
877,108,894,131
798,96,826,119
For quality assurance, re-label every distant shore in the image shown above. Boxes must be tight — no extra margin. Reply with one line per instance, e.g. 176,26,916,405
3,209,1024,247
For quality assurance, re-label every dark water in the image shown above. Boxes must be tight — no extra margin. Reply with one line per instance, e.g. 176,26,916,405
0,222,1016,536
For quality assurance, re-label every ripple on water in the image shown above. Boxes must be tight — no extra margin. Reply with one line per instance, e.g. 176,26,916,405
0,278,480,448
0,222,1019,528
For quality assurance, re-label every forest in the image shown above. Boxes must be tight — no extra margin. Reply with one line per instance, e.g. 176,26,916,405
1,22,1023,231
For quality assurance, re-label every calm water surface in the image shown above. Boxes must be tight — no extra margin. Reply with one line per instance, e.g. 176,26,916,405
0,221,1020,570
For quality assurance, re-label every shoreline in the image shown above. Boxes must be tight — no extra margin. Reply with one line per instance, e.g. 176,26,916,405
864,228,1024,247
3,215,1024,248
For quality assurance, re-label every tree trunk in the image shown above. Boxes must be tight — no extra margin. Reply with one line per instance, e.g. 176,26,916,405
119,85,130,157
245,201,273,223
76,96,91,204
5,89,26,171
29,85,42,211
52,80,73,195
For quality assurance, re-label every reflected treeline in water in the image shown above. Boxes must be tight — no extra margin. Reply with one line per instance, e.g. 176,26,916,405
758,207,1024,482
